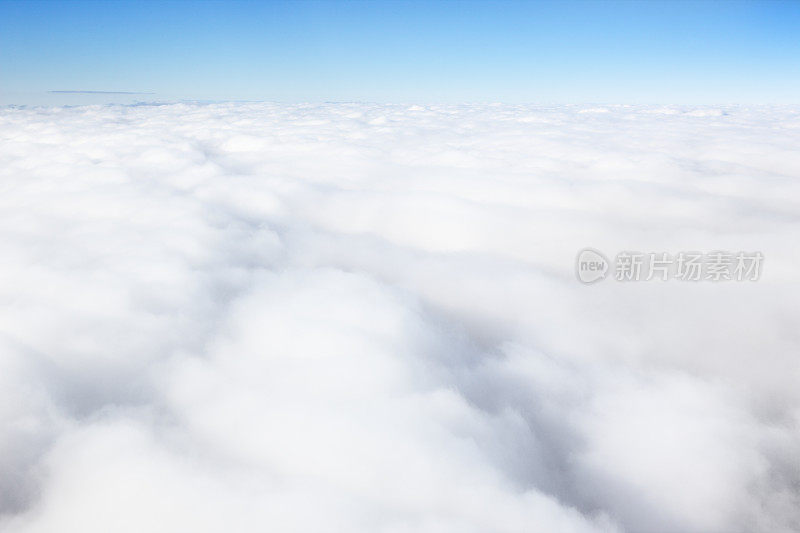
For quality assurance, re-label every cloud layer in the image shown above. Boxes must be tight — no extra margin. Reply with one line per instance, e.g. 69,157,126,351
0,103,798,533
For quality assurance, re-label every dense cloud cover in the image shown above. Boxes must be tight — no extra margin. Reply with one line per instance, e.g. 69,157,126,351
0,103,798,532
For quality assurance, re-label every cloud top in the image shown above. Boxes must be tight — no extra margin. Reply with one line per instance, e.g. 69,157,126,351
0,103,798,533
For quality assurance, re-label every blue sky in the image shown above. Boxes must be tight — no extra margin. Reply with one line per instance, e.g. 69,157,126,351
1,0,799,104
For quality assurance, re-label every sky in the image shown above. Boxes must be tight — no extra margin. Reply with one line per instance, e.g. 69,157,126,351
1,0,799,104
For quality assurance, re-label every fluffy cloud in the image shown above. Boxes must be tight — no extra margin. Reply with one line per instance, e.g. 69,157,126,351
0,103,798,532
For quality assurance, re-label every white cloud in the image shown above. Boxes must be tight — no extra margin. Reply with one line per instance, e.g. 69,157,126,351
0,103,798,532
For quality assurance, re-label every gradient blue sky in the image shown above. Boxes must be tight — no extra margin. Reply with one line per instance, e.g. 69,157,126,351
1,0,799,104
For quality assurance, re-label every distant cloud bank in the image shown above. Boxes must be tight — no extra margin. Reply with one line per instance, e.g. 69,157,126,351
0,103,798,533
48,90,155,94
